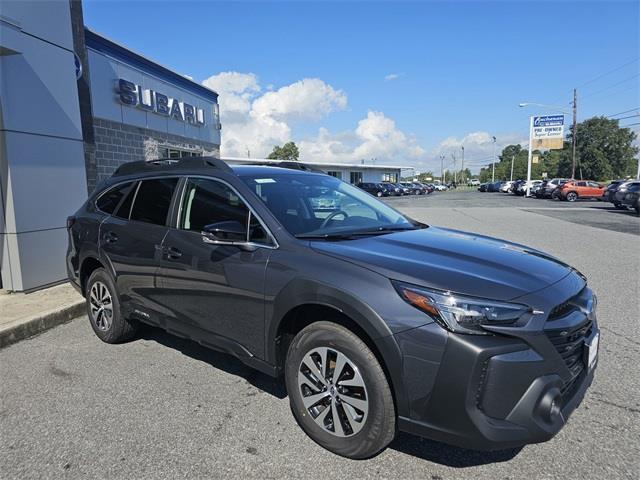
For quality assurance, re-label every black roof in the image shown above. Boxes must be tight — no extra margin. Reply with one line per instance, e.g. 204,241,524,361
111,157,324,178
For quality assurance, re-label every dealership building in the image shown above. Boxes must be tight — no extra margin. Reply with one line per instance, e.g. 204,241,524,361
0,0,405,292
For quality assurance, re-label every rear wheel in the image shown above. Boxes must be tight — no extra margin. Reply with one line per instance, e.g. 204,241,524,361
566,191,578,202
285,321,396,459
85,268,138,343
376,191,383,197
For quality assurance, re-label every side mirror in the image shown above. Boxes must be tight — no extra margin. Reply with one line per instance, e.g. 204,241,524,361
202,221,247,244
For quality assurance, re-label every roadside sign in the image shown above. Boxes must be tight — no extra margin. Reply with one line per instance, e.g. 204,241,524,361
532,115,564,150
532,154,539,164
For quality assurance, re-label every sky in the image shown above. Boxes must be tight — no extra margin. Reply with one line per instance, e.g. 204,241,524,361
83,0,640,173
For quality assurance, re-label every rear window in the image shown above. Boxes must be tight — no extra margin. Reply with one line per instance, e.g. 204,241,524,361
130,178,179,225
96,182,134,214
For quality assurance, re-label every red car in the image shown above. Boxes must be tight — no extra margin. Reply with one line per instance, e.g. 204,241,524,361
559,180,605,202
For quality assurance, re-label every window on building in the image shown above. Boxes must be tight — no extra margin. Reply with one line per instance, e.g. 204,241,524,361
382,172,398,183
96,182,135,214
158,147,202,159
349,172,363,184
130,178,179,225
327,171,342,179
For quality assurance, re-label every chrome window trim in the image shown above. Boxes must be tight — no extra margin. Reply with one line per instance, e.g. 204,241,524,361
94,180,137,216
177,175,279,250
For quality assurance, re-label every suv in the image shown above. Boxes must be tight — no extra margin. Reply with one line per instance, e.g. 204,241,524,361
67,157,599,459
357,182,389,197
618,181,640,215
559,180,605,202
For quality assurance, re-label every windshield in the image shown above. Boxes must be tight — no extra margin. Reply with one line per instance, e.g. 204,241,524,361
240,173,417,237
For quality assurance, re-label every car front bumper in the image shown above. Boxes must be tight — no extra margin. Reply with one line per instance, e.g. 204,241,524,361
394,288,599,451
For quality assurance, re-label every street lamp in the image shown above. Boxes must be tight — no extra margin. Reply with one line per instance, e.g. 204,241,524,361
518,102,570,113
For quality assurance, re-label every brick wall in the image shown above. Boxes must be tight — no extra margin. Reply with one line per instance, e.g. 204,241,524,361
86,117,220,192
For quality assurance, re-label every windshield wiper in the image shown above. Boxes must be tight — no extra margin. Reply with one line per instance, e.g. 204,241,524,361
296,226,417,240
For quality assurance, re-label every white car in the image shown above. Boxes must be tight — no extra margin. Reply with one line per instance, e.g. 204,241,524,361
433,184,448,191
500,181,514,193
469,179,480,186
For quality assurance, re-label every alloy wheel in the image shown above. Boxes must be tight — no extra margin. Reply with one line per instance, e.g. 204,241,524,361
89,281,113,331
297,347,369,437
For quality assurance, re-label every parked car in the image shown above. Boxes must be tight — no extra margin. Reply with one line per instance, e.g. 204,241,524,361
433,184,448,191
381,182,402,196
421,183,435,194
618,181,640,215
500,181,514,193
394,183,411,195
516,180,543,196
602,179,627,204
357,182,389,197
486,181,504,192
67,157,599,459
478,183,488,192
545,178,570,199
559,180,605,202
534,180,548,198
510,179,526,194
612,181,636,208
469,179,481,186
400,182,424,195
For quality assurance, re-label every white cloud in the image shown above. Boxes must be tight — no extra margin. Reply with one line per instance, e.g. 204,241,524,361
201,72,347,158
422,131,528,174
384,73,403,82
299,111,426,166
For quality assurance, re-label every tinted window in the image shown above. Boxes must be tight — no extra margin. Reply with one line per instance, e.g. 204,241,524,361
627,183,640,192
130,178,178,225
180,178,249,233
96,182,134,214
114,182,138,219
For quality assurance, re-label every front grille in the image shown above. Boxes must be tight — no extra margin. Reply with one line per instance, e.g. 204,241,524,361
545,319,593,392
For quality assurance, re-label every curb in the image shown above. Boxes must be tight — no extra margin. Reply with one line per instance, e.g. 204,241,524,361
0,301,86,349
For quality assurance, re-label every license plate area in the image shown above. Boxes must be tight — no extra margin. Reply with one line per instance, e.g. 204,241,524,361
584,332,599,370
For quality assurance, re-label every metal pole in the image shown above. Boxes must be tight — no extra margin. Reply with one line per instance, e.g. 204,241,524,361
452,153,457,184
440,155,445,184
526,116,533,196
571,88,577,179
461,146,465,185
510,155,514,181
491,136,496,182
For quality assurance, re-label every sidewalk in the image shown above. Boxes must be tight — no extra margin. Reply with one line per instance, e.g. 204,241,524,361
0,283,85,348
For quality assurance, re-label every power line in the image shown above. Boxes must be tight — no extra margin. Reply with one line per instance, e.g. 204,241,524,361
551,57,640,104
581,73,640,101
614,114,640,121
606,107,640,118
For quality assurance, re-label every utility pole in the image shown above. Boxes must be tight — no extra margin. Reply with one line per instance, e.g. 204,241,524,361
526,116,533,196
491,136,497,182
451,152,457,184
461,146,465,185
510,155,515,181
440,154,445,184
571,88,577,179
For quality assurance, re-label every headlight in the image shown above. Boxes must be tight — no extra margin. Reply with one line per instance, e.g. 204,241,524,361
393,281,530,335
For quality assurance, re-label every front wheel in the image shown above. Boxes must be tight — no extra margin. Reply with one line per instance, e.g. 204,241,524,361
285,322,396,459
566,192,578,202
376,191,383,197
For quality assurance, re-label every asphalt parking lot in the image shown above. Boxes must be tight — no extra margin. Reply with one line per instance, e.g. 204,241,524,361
1,191,639,479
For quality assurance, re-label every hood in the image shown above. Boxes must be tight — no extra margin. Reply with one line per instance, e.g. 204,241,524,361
310,226,572,301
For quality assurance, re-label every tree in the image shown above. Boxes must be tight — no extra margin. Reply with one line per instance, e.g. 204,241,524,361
267,142,300,161
568,117,638,180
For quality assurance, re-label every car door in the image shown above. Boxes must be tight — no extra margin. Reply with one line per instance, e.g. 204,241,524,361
100,177,179,321
156,176,275,358
586,181,601,197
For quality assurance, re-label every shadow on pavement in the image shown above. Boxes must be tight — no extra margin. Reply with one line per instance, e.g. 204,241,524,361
389,432,522,467
137,324,287,399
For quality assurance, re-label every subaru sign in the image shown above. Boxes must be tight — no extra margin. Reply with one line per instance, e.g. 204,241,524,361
117,78,207,126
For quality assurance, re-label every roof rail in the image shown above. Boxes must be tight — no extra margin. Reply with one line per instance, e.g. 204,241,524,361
112,156,233,177
240,160,325,173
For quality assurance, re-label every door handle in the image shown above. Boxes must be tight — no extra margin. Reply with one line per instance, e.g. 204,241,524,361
104,231,118,243
166,246,182,259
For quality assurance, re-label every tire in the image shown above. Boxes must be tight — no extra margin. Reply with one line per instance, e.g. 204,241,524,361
376,191,383,197
613,202,625,210
566,192,578,202
551,191,560,200
285,321,396,459
85,268,138,343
